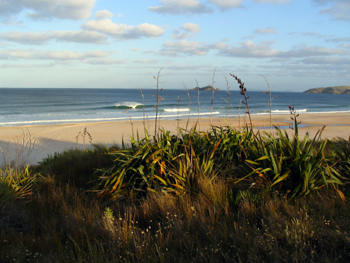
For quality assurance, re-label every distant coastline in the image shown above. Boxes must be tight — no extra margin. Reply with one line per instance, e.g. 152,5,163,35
191,85,220,91
304,86,350,94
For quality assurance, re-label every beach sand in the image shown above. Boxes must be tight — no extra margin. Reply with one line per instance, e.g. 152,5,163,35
1,113,349,167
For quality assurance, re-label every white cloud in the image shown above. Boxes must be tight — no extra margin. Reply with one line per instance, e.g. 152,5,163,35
302,56,350,65
160,40,210,56
142,50,157,54
149,0,288,15
0,0,96,20
327,37,350,42
255,27,276,34
171,23,201,39
54,30,108,43
171,30,191,40
95,10,113,19
0,49,111,61
82,58,125,65
207,0,243,10
134,59,160,64
0,32,52,45
82,19,133,35
82,19,165,39
282,44,350,58
312,0,350,20
148,0,213,15
0,62,54,68
253,0,291,3
215,41,350,58
216,41,280,57
167,64,209,70
214,42,229,50
158,40,350,59
0,30,108,45
301,32,329,38
181,23,201,33
337,43,350,49
0,1,22,17
132,23,165,37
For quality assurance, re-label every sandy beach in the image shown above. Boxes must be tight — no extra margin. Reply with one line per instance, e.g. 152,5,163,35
0,112,349,167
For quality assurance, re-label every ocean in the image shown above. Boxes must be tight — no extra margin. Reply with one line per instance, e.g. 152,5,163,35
0,88,349,127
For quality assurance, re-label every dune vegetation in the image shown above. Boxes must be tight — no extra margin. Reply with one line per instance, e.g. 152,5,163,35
1,74,350,262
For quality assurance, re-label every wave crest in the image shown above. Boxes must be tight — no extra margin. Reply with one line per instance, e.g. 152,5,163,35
115,102,142,109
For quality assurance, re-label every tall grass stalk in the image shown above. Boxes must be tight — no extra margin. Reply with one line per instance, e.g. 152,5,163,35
238,99,243,129
261,75,276,134
231,74,253,131
195,79,201,130
177,96,183,132
154,68,164,139
123,109,135,138
1,128,36,170
138,88,146,132
222,76,231,120
75,127,92,151
289,105,301,136
184,84,191,130
210,67,217,126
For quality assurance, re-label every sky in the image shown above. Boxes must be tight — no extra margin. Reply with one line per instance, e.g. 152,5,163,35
0,0,349,92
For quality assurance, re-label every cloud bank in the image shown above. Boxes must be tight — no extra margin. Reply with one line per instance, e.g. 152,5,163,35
0,0,96,20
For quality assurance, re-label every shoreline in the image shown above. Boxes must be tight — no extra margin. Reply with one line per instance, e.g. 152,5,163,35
1,110,350,127
1,112,349,167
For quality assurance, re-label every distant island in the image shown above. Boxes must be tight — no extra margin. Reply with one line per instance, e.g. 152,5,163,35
304,86,350,94
191,85,220,91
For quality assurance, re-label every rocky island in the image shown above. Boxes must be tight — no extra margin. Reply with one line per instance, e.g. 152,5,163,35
191,85,220,91
304,86,350,94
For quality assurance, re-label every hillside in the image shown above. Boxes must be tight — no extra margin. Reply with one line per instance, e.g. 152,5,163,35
304,86,350,94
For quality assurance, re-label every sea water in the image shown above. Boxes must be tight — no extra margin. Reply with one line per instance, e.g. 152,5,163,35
0,88,349,127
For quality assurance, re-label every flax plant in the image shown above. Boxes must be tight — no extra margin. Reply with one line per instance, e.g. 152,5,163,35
0,166,39,205
238,125,346,199
330,138,350,178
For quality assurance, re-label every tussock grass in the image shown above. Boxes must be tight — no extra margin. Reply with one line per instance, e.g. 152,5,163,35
1,170,350,262
33,144,114,190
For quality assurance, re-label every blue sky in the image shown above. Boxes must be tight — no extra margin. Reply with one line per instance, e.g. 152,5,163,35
0,0,349,91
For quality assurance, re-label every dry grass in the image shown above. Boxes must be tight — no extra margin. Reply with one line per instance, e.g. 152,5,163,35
1,154,350,262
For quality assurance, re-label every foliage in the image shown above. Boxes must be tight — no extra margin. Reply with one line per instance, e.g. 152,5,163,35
95,127,227,199
330,138,350,179
95,120,349,201
0,166,40,205
34,145,113,190
239,127,346,199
